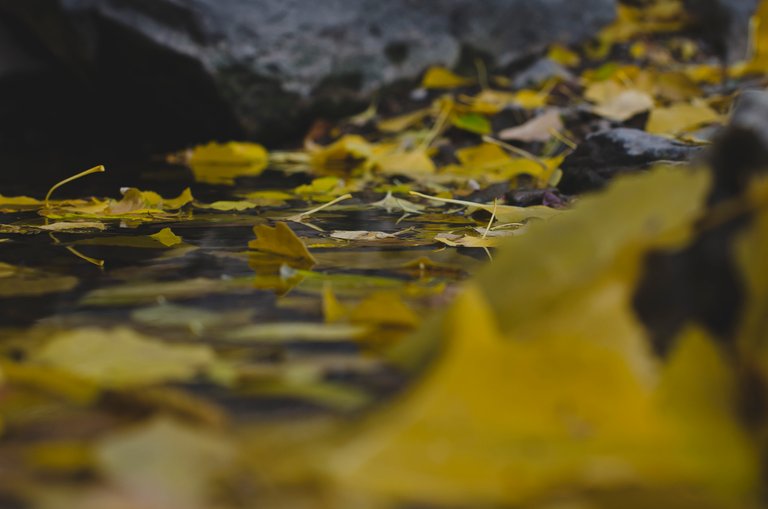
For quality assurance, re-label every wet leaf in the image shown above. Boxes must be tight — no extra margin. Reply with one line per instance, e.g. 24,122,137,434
97,417,235,509
149,227,182,247
248,222,317,265
35,327,216,388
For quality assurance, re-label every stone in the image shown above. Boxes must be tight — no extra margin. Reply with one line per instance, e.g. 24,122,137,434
558,128,703,194
684,0,760,63
0,0,617,151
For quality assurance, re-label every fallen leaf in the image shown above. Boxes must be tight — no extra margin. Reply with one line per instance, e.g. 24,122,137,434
35,327,216,388
421,66,473,89
592,89,655,121
348,291,419,328
248,222,317,265
97,417,235,509
646,101,721,135
498,109,564,142
149,227,183,247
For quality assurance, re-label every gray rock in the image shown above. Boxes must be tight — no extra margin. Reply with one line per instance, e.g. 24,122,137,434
684,0,760,63
558,128,703,194
0,0,616,146
512,58,574,89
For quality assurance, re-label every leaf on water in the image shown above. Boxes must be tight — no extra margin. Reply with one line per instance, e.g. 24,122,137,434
498,108,564,142
309,135,372,174
330,230,403,241
188,141,269,184
248,222,317,265
370,192,426,215
348,291,419,328
195,200,261,211
409,191,562,223
434,232,503,248
0,264,78,297
149,227,183,247
80,277,251,306
224,322,368,342
323,284,347,323
0,194,44,212
34,327,216,388
97,417,235,509
592,89,655,121
35,221,107,232
421,66,473,89
646,101,722,136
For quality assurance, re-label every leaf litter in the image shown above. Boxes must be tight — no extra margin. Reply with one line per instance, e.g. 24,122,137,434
2,1,768,507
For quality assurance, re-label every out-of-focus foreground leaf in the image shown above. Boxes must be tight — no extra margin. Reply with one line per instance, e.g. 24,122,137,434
324,165,765,507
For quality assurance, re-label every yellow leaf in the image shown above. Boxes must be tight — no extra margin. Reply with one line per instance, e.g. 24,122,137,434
188,142,269,184
329,167,754,507
322,284,347,323
377,108,430,133
374,150,436,175
434,232,503,248
731,0,768,76
498,109,563,142
421,66,473,89
309,135,372,174
349,292,419,328
512,89,549,109
196,200,260,211
149,227,183,247
646,102,722,136
190,141,269,166
547,44,581,67
592,89,655,121
248,222,317,265
97,417,235,509
35,327,216,388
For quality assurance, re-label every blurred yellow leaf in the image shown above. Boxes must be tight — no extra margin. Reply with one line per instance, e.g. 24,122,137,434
374,150,436,175
349,291,419,328
328,166,759,506
592,89,655,121
248,222,317,265
547,44,581,67
498,108,563,142
646,102,721,136
35,327,216,388
188,141,269,184
421,66,473,89
97,417,235,509
149,227,182,247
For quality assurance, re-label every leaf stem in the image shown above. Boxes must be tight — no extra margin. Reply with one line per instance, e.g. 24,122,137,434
45,165,105,208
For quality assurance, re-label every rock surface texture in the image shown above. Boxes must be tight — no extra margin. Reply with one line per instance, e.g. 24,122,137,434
558,128,703,194
0,0,616,152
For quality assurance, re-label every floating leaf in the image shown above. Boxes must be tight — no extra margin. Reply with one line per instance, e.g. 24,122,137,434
349,291,419,328
97,417,235,509
35,327,216,388
248,222,317,265
189,142,269,184
149,227,183,247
